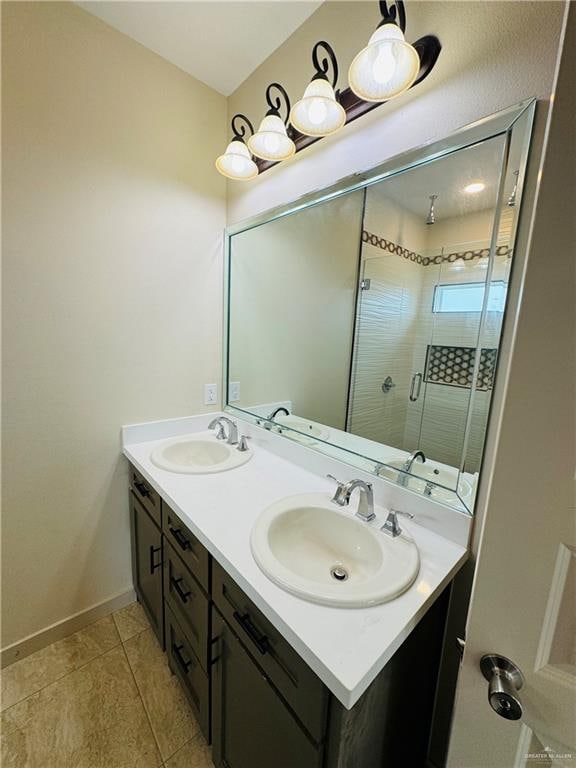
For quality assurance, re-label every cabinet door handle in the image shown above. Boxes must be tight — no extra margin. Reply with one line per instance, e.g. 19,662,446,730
170,576,191,603
134,480,151,498
233,611,270,655
173,643,192,674
149,545,162,574
169,526,191,551
209,635,221,667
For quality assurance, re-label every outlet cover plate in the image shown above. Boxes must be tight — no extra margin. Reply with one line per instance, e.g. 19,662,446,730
204,383,217,405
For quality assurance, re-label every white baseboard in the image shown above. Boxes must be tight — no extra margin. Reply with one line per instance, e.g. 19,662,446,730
1,587,136,669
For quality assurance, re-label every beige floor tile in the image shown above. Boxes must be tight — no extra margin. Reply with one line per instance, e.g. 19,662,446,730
0,644,161,768
113,600,150,642
1,615,120,711
124,628,199,761
164,733,214,768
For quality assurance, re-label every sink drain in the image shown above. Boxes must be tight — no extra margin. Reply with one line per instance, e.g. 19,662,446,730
330,566,349,582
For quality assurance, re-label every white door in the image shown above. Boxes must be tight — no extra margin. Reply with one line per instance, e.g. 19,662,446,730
447,6,576,767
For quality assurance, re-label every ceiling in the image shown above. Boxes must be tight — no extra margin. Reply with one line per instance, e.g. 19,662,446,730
371,136,509,221
77,1,323,96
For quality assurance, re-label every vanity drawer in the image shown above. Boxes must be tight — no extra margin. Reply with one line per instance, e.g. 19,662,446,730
129,465,161,528
212,560,328,744
163,506,210,592
166,604,210,742
164,541,210,671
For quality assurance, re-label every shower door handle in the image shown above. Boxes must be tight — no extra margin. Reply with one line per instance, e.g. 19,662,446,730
409,373,422,402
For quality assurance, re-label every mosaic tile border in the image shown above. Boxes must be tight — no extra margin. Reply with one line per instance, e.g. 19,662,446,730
424,344,497,390
362,230,511,266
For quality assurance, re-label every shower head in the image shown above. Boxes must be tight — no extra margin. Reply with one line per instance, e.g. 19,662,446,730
426,194,438,225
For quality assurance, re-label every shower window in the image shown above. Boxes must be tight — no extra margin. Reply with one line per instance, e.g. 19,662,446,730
432,281,507,313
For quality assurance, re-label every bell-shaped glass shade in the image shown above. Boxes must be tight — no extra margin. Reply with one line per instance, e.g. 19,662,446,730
348,23,420,102
215,139,258,180
289,78,346,137
247,114,295,162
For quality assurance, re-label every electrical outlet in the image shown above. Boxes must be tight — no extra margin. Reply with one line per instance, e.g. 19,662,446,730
229,381,241,402
204,383,217,405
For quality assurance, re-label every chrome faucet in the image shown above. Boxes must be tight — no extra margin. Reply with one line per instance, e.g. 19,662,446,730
268,406,289,420
327,475,375,522
400,449,426,487
208,416,238,445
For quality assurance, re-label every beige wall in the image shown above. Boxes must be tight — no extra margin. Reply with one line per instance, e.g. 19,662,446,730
227,1,564,224
1,2,226,650
229,191,364,429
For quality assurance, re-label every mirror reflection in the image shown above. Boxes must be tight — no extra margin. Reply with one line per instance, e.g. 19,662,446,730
227,133,522,512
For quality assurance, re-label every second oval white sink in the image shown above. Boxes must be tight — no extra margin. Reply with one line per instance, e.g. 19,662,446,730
151,432,252,474
380,458,472,503
251,493,419,607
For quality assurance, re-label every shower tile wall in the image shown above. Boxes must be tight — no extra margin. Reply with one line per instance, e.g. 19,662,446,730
348,195,426,446
349,251,423,444
350,198,514,474
404,207,514,471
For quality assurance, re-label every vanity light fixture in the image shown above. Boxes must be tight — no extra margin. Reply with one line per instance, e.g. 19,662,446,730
215,1,441,179
248,83,296,162
348,0,420,102
216,115,259,180
290,42,346,137
464,181,486,194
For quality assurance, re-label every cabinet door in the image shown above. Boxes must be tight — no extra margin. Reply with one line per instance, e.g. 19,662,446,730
130,491,164,647
211,611,322,768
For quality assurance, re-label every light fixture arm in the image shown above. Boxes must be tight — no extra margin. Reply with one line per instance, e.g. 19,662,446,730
378,0,406,32
311,41,339,89
231,114,255,142
265,83,291,126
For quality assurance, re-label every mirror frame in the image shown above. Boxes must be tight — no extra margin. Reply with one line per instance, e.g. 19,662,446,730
222,99,536,515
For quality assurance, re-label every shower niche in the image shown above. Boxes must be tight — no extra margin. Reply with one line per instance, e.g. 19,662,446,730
224,101,535,513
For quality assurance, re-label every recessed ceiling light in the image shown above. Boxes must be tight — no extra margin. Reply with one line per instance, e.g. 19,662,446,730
464,181,486,194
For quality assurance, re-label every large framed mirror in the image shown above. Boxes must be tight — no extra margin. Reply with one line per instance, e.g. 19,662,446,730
223,100,535,514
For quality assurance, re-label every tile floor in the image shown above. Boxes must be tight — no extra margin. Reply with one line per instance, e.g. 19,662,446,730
1,602,214,768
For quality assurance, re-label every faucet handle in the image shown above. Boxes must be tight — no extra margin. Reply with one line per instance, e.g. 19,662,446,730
326,474,347,506
381,509,414,538
237,435,251,452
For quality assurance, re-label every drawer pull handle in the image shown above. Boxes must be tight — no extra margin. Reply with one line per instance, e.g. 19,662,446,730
149,545,162,574
134,480,151,498
173,643,192,674
170,576,191,603
169,526,191,551
233,611,270,655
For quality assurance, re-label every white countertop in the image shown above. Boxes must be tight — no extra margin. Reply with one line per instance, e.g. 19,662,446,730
123,413,469,709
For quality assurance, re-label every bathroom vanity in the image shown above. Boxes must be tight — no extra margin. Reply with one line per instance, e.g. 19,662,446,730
123,414,468,768
123,102,535,767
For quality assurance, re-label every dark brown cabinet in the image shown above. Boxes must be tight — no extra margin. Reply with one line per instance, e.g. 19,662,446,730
212,560,328,744
211,610,323,768
130,490,164,648
128,462,448,768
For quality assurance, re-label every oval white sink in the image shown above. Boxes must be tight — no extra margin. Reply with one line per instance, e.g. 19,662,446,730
380,459,472,501
151,432,252,474
251,493,419,607
275,415,330,442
